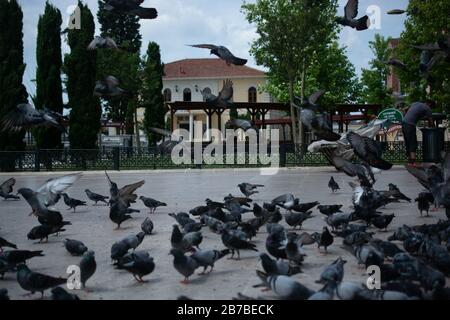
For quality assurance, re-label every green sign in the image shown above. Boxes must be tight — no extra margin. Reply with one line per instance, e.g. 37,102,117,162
378,108,404,123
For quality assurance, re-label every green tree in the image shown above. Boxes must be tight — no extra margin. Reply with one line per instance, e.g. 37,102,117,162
34,1,64,149
242,0,338,144
0,0,28,160
97,0,142,134
360,34,393,108
141,42,165,145
396,0,450,113
64,1,101,149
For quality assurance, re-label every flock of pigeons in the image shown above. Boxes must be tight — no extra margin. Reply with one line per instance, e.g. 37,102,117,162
0,149,449,300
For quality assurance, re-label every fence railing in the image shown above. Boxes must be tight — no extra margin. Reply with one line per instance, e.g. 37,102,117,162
0,142,448,172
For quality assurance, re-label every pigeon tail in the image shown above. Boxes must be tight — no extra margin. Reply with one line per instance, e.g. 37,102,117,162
369,158,393,171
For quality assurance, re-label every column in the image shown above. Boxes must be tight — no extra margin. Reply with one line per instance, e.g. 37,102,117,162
189,112,194,142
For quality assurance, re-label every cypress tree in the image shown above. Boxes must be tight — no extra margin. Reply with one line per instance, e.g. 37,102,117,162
65,1,101,149
0,0,28,160
34,1,64,149
141,42,165,145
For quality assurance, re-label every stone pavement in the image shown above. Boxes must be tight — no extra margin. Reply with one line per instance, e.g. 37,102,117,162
0,167,448,300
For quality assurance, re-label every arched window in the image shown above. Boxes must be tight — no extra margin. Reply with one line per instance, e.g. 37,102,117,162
248,87,257,103
163,88,171,102
183,88,192,102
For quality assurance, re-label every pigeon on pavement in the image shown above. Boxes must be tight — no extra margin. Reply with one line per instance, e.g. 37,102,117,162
140,196,167,214
79,251,96,289
62,193,87,212
16,264,67,298
85,189,109,205
0,178,20,200
64,239,88,256
191,249,230,274
0,237,17,252
170,249,200,284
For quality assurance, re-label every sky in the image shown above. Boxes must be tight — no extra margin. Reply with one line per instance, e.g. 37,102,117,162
19,0,410,96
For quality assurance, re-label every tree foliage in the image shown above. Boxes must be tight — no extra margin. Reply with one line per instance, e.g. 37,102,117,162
360,34,393,108
395,0,450,114
65,1,101,149
34,1,64,149
0,0,28,156
242,0,338,143
141,42,165,145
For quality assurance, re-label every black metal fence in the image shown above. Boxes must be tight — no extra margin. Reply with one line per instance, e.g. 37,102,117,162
0,142,448,172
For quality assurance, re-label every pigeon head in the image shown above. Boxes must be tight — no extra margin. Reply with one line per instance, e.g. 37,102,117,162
210,48,218,56
136,232,146,241
16,188,34,199
84,250,95,258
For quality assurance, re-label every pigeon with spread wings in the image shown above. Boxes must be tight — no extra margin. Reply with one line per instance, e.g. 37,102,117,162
347,132,393,170
336,0,370,31
105,171,144,207
87,36,118,50
94,76,127,98
189,44,247,66
103,0,158,19
1,104,67,133
201,79,234,108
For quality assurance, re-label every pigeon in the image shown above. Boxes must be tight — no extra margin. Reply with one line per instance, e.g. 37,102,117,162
87,36,118,50
308,282,336,300
285,235,307,265
295,90,326,112
415,192,433,217
0,250,44,266
51,287,80,300
335,281,365,300
139,196,167,214
226,118,256,132
0,288,9,300
171,225,202,252
325,212,353,230
350,244,384,268
109,201,133,229
343,231,373,246
291,201,320,213
335,0,370,31
0,237,17,252
301,108,341,142
169,249,200,284
201,79,235,109
371,214,395,231
121,254,155,282
191,249,230,274
328,177,340,193
285,212,312,230
332,156,376,188
386,9,408,15
16,264,67,298
347,132,393,170
121,232,146,251
259,253,302,276
111,241,130,262
1,103,67,133
312,227,334,253
27,225,66,243
220,229,258,260
418,49,446,79
238,183,264,198
369,239,403,259
318,205,343,216
384,58,407,70
169,212,194,227
255,271,314,300
85,189,109,205
79,251,96,288
62,193,87,212
189,205,209,217
64,239,88,256
0,178,20,200
388,184,411,202
316,257,346,284
224,194,253,207
189,44,247,66
141,217,154,235
272,194,297,212
94,76,127,98
104,0,158,19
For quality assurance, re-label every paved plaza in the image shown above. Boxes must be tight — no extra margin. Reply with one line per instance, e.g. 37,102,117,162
0,167,449,300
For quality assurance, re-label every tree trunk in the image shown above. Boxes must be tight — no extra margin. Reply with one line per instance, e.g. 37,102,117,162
299,64,306,145
289,78,298,144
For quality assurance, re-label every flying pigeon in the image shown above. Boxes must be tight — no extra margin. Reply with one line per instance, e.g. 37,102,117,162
202,79,234,108
1,104,67,133
104,0,158,19
189,44,247,66
336,0,370,31
384,58,407,70
87,36,118,50
238,183,264,198
347,131,393,170
94,76,127,98
0,178,20,200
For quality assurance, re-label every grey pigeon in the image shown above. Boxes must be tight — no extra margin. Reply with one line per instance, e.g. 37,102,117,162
111,241,130,262
94,76,127,98
308,282,336,300
202,79,234,108
109,200,133,229
171,225,203,252
285,211,312,230
0,250,44,266
16,264,67,298
121,254,155,282
226,118,256,132
0,237,17,252
1,103,67,133
104,0,158,19
347,131,393,170
170,249,200,284
121,232,146,251
0,178,20,200
255,271,314,300
141,217,154,235
260,253,302,276
189,44,247,66
384,58,407,70
27,224,66,243
51,287,80,300
64,239,88,256
336,0,370,31
85,189,109,205
139,196,167,214
316,257,346,284
62,193,87,212
415,192,432,217
299,102,341,141
79,250,96,288
238,182,264,198
105,171,145,206
220,228,258,260
328,177,340,193
191,249,230,274
272,194,297,212
87,36,118,50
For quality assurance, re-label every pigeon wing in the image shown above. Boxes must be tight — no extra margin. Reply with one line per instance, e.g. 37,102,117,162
218,79,233,101
37,173,82,201
118,180,145,198
309,90,326,105
344,0,359,19
0,178,15,195
189,44,218,50
1,104,43,132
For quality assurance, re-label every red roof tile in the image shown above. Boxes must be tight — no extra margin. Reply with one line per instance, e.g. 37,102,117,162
163,58,266,79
